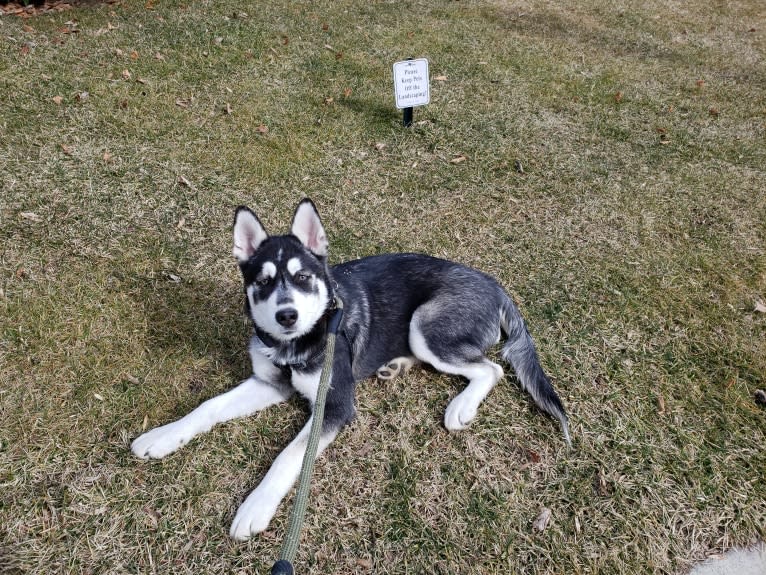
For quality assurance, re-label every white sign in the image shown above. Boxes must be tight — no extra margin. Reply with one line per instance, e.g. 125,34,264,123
393,58,430,109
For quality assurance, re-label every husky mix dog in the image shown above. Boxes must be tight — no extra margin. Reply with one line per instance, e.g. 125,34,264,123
131,198,571,540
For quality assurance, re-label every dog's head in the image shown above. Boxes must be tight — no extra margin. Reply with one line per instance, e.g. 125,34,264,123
232,199,332,341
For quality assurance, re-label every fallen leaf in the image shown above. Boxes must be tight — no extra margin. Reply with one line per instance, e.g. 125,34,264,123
224,102,232,115
115,48,124,57
322,23,329,31
154,52,165,60
61,144,73,155
434,75,448,81
335,51,343,60
175,98,189,108
256,124,269,134
281,35,289,45
708,107,719,117
574,515,581,534
696,79,705,88
450,154,467,164
614,91,623,102
142,414,149,431
121,69,131,80
103,151,113,162
178,175,192,188
52,95,63,105
176,217,186,229
143,506,161,528
532,508,552,532
324,97,334,105
76,91,89,102
374,142,387,151
324,44,334,51
754,299,766,313
93,393,104,401
355,558,372,569
20,212,43,223
343,87,352,99
130,50,139,60
657,393,665,414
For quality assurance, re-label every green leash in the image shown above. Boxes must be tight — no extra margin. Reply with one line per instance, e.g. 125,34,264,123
271,297,344,575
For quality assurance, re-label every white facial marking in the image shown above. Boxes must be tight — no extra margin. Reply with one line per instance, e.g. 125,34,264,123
248,279,329,341
261,262,277,279
286,257,302,276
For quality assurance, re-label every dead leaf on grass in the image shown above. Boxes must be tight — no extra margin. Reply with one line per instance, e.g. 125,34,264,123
61,144,73,155
256,124,269,134
532,508,552,532
20,212,43,223
343,87,352,99
434,75,448,81
753,299,766,313
178,175,192,188
175,98,190,108
355,558,373,569
450,154,467,164
121,69,131,80
614,91,623,102
52,95,63,105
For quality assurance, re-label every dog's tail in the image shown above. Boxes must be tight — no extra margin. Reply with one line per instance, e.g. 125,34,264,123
499,292,571,448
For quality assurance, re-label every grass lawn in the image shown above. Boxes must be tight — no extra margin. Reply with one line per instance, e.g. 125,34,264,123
1,0,765,573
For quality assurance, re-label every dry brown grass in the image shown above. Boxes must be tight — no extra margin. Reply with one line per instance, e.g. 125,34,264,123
1,0,765,573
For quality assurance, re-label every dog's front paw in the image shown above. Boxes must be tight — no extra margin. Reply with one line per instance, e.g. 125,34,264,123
131,420,194,459
444,391,479,431
230,489,279,540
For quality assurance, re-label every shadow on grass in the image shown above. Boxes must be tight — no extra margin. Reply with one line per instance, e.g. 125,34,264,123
124,272,251,397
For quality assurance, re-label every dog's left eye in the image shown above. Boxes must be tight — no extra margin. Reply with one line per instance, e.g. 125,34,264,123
295,272,311,282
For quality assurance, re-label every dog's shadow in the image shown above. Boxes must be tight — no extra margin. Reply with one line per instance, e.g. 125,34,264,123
124,271,250,403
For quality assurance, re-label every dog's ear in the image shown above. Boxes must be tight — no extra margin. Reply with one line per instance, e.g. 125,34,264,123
291,199,328,257
233,206,268,263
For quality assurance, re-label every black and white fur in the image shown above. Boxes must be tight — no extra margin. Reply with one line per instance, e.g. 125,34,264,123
131,199,571,540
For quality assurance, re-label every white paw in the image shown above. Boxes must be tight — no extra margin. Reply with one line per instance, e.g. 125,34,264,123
229,489,278,540
376,356,418,380
444,391,480,431
131,420,195,459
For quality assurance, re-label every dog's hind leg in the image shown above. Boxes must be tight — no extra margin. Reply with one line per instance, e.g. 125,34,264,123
409,307,503,431
376,356,420,380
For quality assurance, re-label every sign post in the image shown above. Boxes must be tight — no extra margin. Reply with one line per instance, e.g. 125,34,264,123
393,58,430,127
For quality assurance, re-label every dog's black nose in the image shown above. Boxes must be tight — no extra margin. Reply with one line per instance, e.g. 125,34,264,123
275,308,298,327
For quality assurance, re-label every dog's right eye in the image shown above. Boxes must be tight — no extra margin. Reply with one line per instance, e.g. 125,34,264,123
255,277,271,286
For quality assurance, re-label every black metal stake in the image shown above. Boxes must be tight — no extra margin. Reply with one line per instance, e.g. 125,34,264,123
403,106,413,127
402,57,414,127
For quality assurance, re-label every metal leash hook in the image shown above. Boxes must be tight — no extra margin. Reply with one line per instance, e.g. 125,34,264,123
270,297,344,575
